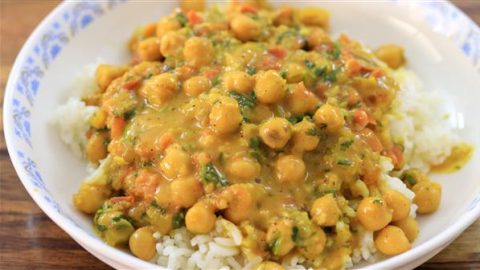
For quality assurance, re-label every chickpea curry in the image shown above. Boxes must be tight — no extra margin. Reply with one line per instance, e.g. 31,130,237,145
73,1,451,268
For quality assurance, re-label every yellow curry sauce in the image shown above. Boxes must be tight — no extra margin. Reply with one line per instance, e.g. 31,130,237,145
72,1,448,268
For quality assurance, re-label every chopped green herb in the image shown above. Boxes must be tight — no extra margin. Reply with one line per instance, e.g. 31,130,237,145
403,174,417,186
172,209,186,229
123,110,135,120
246,66,257,75
291,226,300,243
212,76,222,87
267,237,281,254
306,128,320,136
304,60,315,69
249,137,266,162
229,91,256,109
200,162,229,186
372,199,383,204
328,44,341,60
279,67,288,79
96,224,107,232
340,139,354,151
337,159,352,166
175,12,188,27
287,114,305,124
314,66,327,77
150,201,167,214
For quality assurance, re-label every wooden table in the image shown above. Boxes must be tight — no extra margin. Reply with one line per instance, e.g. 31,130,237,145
0,1,479,269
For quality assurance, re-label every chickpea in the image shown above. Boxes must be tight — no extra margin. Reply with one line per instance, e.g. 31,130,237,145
95,64,128,91
310,194,341,227
313,104,345,133
292,119,320,152
137,37,162,61
374,225,411,255
275,155,306,185
156,17,181,38
160,31,186,57
185,202,216,234
266,218,295,256
230,14,261,42
259,117,292,149
375,44,405,69
159,144,191,179
393,216,419,242
140,72,178,107
97,211,135,246
183,75,211,97
180,0,205,12
224,71,255,93
183,37,214,68
85,132,108,164
146,205,173,235
286,82,319,115
254,70,286,104
226,156,261,182
129,227,157,260
73,183,108,214
297,8,330,28
356,197,392,231
298,229,326,260
253,261,285,270
307,28,330,49
209,96,242,135
285,63,305,83
90,109,107,129
224,184,254,224
171,177,203,208
383,190,411,222
412,181,442,214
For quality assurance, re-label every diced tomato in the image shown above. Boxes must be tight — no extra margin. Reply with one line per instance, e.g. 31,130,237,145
110,195,134,204
341,48,353,60
122,77,142,90
258,55,281,70
345,58,361,76
358,128,383,152
239,5,258,14
338,33,352,45
110,116,126,139
382,145,405,169
371,68,385,78
157,132,174,152
353,109,369,128
131,170,161,202
268,46,288,59
362,166,380,186
203,67,221,79
187,10,203,25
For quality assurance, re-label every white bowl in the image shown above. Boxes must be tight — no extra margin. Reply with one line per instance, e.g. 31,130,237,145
4,1,480,269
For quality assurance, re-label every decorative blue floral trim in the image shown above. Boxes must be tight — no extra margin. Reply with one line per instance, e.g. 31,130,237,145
12,99,32,147
16,150,44,189
40,29,69,69
69,2,104,36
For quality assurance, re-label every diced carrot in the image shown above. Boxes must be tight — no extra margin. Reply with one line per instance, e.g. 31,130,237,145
353,109,369,128
122,77,142,90
110,195,134,204
268,46,288,59
203,67,221,79
157,132,174,152
110,116,126,139
239,4,258,14
345,58,361,76
358,128,383,152
259,55,281,70
187,10,203,25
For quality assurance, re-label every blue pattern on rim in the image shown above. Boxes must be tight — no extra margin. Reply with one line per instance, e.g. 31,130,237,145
6,0,480,226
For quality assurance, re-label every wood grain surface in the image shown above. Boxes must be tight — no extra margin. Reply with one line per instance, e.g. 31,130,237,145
0,1,479,269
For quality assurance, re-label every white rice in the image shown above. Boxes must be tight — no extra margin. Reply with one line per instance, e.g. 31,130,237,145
387,69,461,172
54,62,463,269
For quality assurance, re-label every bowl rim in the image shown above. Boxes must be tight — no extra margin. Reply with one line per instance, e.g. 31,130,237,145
3,1,480,269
